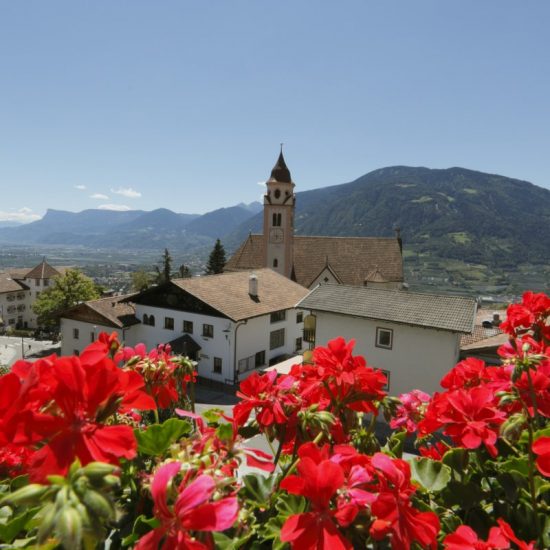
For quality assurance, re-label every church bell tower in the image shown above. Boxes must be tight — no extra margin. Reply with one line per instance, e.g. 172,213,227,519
263,147,295,278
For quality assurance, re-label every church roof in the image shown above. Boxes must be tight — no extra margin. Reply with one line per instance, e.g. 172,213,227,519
25,260,61,280
297,285,477,334
225,234,404,288
268,151,292,183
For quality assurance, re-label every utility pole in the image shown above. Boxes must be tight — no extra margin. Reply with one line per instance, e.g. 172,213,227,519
21,335,25,359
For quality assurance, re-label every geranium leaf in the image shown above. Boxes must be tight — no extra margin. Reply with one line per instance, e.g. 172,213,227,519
500,457,529,476
134,418,191,456
410,457,451,492
241,473,277,504
0,508,39,544
216,423,234,443
442,447,468,472
384,430,406,458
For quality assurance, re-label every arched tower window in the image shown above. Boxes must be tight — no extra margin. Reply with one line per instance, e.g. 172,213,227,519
143,314,149,325
273,258,278,268
149,315,156,327
272,213,282,227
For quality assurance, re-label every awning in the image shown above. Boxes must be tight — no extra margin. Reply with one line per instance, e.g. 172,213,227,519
168,334,201,356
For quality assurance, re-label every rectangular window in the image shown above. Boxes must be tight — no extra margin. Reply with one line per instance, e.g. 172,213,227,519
203,324,214,338
270,328,285,350
74,349,80,356
295,337,302,352
376,327,393,350
164,317,174,330
270,310,286,323
73,328,79,339
296,311,303,323
183,320,193,334
90,332,95,343
35,279,40,286
43,279,49,287
255,350,266,367
213,357,222,374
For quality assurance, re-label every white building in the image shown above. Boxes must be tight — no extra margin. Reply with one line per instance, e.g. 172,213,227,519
0,259,68,330
296,284,477,396
60,269,309,385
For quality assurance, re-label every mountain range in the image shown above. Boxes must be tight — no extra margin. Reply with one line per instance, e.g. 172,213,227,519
2,166,550,268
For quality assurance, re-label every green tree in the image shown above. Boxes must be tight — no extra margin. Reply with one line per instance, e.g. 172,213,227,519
177,264,192,278
33,269,101,327
205,239,226,275
131,270,153,292
155,248,173,284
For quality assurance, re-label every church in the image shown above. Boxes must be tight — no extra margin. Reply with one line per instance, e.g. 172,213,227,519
225,150,404,289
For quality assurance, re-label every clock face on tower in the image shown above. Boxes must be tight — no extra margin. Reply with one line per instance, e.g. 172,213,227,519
269,228,284,243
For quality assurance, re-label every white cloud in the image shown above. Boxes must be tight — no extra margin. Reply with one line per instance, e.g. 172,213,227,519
257,181,267,187
98,203,131,211
90,193,109,200
110,186,141,198
0,207,41,223
74,184,86,190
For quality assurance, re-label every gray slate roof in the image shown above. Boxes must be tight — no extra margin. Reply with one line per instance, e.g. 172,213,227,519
296,284,477,333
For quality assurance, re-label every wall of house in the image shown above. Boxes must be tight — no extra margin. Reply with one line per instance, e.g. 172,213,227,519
311,311,461,396
128,304,305,385
234,309,304,383
60,319,122,355
0,289,33,330
308,268,341,289
130,304,234,383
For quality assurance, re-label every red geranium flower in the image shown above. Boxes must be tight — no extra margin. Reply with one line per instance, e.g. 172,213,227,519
369,453,440,550
136,461,238,550
280,444,353,550
532,436,550,477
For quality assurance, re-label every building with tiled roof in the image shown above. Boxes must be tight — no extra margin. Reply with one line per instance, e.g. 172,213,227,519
61,269,309,385
225,151,404,289
0,259,68,330
60,295,140,355
296,284,477,395
459,308,508,364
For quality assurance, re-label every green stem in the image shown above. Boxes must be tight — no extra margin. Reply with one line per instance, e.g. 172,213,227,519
525,417,542,545
189,381,196,413
282,431,325,480
273,425,286,467
526,368,540,426
153,407,160,424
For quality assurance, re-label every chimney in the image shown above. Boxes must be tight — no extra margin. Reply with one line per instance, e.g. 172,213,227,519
249,273,258,298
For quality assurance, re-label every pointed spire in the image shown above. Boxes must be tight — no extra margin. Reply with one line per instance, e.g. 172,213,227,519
268,145,292,183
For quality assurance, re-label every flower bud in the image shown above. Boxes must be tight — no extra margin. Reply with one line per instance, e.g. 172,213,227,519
82,490,114,520
57,506,83,549
36,503,57,543
81,462,119,480
0,483,49,506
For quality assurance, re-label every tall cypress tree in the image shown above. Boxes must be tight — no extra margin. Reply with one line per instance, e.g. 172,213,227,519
205,239,226,275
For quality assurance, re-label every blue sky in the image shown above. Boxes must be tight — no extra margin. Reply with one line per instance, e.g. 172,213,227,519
1,1,549,221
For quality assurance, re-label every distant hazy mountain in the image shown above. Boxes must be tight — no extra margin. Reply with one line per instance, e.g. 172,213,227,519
0,221,23,228
3,167,549,265
0,203,256,251
185,205,261,239
228,166,550,267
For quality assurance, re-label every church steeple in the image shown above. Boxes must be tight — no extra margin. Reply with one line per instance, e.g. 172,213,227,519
269,146,292,183
263,147,296,278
